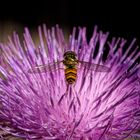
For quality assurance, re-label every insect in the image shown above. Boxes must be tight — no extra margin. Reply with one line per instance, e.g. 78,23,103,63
28,51,110,84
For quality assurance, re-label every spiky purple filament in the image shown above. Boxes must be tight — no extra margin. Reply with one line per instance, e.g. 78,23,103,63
0,25,140,140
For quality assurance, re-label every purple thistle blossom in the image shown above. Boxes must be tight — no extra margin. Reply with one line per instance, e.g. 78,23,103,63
0,25,140,140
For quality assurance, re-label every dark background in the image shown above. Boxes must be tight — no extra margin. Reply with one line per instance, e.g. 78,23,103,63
0,0,139,44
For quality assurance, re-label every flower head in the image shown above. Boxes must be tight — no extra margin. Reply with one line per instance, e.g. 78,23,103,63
0,25,140,140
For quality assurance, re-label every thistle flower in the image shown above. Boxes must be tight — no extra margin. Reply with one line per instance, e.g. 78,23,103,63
0,25,140,140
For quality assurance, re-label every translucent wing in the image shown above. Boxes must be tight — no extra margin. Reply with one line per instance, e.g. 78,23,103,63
28,61,63,73
78,61,111,72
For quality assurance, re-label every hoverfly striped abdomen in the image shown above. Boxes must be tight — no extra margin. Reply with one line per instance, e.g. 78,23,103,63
65,67,77,84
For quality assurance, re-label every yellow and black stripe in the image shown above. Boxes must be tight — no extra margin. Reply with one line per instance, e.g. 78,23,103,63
65,68,77,84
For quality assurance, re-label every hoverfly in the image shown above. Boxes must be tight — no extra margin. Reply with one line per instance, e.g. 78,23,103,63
28,51,110,84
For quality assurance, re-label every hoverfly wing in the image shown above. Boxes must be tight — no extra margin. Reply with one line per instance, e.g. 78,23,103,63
78,61,111,72
28,61,63,73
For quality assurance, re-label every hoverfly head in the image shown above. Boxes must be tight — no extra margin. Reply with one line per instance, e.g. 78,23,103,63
63,51,78,66
64,51,77,60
